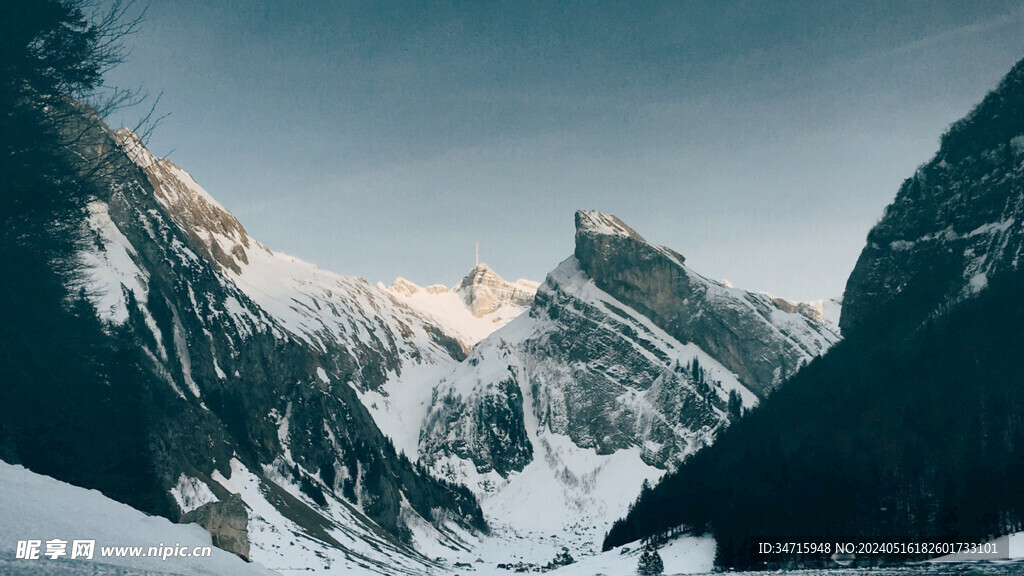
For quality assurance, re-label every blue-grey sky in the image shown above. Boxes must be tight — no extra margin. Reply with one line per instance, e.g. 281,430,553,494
104,1,1024,301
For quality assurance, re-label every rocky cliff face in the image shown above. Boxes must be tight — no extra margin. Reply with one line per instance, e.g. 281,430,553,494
416,211,839,550
842,59,1024,337
421,212,838,476
573,210,838,397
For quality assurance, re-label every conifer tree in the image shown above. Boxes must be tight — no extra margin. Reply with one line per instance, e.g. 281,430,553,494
637,542,664,575
727,389,743,421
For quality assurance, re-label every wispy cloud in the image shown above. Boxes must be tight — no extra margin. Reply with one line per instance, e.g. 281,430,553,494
855,7,1024,65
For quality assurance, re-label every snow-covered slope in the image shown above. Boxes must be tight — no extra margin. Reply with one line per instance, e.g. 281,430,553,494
209,458,459,576
417,211,840,559
0,462,275,576
116,128,478,464
16,123,488,573
545,535,716,576
118,129,464,389
383,264,538,350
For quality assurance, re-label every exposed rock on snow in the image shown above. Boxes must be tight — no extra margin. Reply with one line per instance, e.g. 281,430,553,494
179,494,251,561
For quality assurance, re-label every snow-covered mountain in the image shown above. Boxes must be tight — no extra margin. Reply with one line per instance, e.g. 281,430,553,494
382,264,539,350
454,264,539,317
416,210,840,557
5,109,840,573
2,119,491,574
117,129,467,378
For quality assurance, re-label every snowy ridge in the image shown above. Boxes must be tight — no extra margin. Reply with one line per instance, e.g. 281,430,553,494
700,275,841,361
116,128,462,397
575,210,642,240
112,131,480,468
575,209,688,267
583,210,840,367
543,258,759,408
228,244,459,381
575,210,840,395
382,264,538,350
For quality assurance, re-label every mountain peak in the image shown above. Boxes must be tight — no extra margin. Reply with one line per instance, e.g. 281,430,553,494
387,277,421,297
454,264,537,318
574,210,686,273
574,210,645,241
464,262,494,278
115,128,158,170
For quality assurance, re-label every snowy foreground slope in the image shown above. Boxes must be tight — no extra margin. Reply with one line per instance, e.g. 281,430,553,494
8,453,1024,576
0,462,274,576
0,454,717,576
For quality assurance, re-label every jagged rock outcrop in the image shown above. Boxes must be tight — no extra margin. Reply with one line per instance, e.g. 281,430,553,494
573,210,838,397
180,494,251,561
842,58,1024,337
416,211,839,550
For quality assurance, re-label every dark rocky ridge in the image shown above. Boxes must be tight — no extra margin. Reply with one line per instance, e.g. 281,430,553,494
842,58,1024,337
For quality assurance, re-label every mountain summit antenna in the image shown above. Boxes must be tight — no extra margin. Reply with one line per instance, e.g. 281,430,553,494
476,242,479,267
